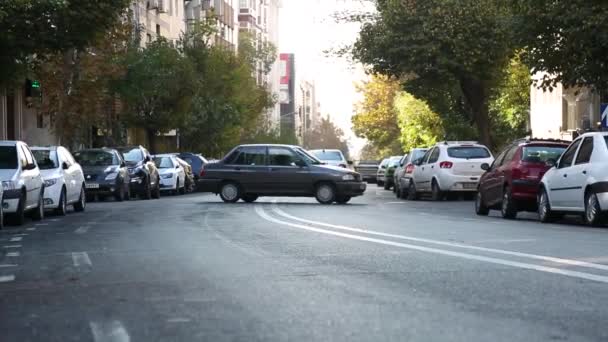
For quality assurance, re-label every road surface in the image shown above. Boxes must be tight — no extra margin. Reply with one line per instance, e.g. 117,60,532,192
1,187,607,341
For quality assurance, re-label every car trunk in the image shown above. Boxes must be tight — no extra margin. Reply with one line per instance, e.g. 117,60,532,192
451,159,492,176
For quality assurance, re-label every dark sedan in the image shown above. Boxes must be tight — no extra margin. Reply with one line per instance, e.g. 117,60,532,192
73,148,130,201
117,146,160,200
198,144,367,204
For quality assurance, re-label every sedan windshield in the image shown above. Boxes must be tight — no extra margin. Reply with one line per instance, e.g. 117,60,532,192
310,150,343,161
0,146,18,169
447,146,491,159
154,156,174,169
32,150,59,170
118,148,143,162
74,150,117,166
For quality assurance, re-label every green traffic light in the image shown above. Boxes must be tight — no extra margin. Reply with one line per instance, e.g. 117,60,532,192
31,80,41,88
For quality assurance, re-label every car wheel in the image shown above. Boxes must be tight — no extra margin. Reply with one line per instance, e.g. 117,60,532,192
538,188,558,223
584,192,604,226
55,187,68,216
31,189,44,221
395,185,402,199
377,180,384,187
407,181,419,201
74,185,86,212
115,183,125,202
220,182,241,203
152,177,161,199
12,191,26,226
383,181,390,190
142,178,152,200
475,190,489,216
501,186,517,219
315,183,336,204
335,195,351,204
179,179,186,195
431,180,444,201
242,194,258,203
173,179,180,196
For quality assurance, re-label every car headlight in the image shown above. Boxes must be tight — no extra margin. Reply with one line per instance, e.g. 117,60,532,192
161,173,173,179
2,181,16,191
105,172,118,181
44,178,59,187
342,174,356,181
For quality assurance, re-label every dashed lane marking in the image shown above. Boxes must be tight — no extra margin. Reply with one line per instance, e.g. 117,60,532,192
272,204,608,272
89,320,130,342
0,275,15,282
34,223,48,226
3,245,21,248
26,227,36,231
9,237,22,242
0,264,17,268
6,252,20,257
72,252,92,267
166,318,191,323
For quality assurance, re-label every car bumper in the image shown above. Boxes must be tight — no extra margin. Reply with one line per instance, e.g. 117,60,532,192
85,179,120,195
197,179,221,193
43,182,63,209
511,179,540,201
437,173,480,192
159,177,177,190
336,181,367,197
128,176,147,192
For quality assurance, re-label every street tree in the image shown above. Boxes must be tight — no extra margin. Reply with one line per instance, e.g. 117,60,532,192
514,0,608,91
352,0,517,146
351,75,402,156
394,92,443,152
0,0,130,86
114,38,195,153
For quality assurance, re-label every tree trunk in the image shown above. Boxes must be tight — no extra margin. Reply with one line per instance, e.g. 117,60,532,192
459,76,492,147
146,128,157,154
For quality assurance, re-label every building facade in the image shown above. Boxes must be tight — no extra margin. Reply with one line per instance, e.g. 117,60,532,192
530,73,603,140
186,0,239,49
279,53,297,139
238,0,281,129
133,0,187,46
296,80,320,143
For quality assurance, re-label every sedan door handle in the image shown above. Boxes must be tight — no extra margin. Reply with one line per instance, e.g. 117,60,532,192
563,174,568,178
582,170,587,175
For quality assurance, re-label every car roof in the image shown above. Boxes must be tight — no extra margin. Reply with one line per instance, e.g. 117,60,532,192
77,148,117,153
238,144,299,148
30,146,58,151
0,140,22,146
578,131,608,138
310,149,342,152
153,154,175,158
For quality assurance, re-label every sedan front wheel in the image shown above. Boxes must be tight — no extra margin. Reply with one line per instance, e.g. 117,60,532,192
315,183,336,204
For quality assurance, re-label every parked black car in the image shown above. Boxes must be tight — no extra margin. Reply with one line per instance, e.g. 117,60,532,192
116,146,160,200
73,148,130,201
198,144,367,204
177,152,208,181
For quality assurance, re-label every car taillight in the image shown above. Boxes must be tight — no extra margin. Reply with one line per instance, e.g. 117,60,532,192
440,161,453,169
405,163,414,173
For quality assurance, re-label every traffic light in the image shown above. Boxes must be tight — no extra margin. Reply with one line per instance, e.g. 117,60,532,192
25,79,42,99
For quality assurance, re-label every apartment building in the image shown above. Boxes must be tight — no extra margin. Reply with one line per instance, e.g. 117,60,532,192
296,80,320,142
186,0,239,49
239,0,281,129
133,0,186,46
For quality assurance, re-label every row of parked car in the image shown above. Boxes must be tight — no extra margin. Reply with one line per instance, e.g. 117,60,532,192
370,132,608,226
0,140,209,228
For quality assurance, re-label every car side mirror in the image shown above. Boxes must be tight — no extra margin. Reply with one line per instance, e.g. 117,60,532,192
145,156,151,163
480,163,490,171
120,161,126,167
295,159,307,167
347,160,353,165
62,162,69,170
175,165,180,169
25,163,35,170
546,159,556,168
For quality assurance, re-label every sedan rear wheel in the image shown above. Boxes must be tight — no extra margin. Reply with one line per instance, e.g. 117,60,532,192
74,186,86,212
407,181,418,201
431,180,443,201
501,187,517,219
585,192,604,226
538,188,558,223
315,183,336,204
220,182,241,203
55,188,67,216
31,190,44,221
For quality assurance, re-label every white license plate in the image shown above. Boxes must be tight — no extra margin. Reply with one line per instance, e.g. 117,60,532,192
86,183,100,189
463,183,477,189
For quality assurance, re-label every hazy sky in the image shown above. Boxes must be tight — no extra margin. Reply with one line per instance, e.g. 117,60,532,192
278,0,373,155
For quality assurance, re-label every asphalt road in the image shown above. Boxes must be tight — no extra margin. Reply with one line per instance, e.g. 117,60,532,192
1,186,608,342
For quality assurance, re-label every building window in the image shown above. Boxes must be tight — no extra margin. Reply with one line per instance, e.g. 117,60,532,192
147,33,152,43
156,24,161,37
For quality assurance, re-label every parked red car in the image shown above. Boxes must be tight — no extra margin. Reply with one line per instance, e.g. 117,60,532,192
475,139,569,219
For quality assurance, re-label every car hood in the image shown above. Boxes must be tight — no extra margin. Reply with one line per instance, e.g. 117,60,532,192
0,169,18,181
40,169,62,180
313,164,352,173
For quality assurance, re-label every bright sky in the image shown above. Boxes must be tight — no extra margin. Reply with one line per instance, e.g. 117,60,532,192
278,0,373,156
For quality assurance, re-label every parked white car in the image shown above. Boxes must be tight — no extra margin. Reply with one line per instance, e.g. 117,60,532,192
0,141,45,224
408,142,494,200
309,149,350,168
538,132,608,225
153,154,186,195
31,146,86,215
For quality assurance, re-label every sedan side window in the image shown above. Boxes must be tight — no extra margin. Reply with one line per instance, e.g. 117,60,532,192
503,146,518,165
558,139,581,169
490,150,507,169
232,147,266,166
574,137,593,165
428,147,440,164
420,149,433,165
268,147,301,166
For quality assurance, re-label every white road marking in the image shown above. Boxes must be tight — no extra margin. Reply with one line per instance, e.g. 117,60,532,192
166,318,191,323
6,251,20,257
474,239,537,244
34,223,48,226
3,245,21,248
257,206,608,284
26,227,36,231
49,219,60,222
12,233,27,236
89,321,130,342
0,264,17,268
75,226,90,234
272,205,608,272
9,237,22,242
0,275,15,282
72,252,92,267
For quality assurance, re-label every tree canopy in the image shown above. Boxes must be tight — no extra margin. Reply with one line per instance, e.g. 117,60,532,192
303,117,350,159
